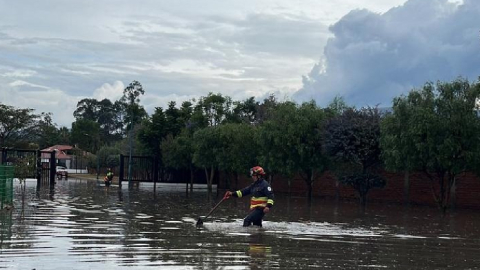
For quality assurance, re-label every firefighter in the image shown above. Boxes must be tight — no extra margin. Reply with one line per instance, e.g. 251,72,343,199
225,166,274,227
104,168,114,187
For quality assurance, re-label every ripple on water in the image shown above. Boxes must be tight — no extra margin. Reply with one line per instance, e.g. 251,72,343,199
202,220,385,239
4,180,479,269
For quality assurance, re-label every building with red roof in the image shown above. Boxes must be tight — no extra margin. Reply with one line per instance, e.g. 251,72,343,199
41,145,89,170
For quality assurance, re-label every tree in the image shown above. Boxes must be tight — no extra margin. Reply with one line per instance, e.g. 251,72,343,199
325,107,385,208
226,97,259,124
137,107,167,157
35,113,60,149
121,80,147,182
194,93,232,127
192,127,221,193
381,78,480,213
257,101,328,201
255,94,278,125
73,98,124,143
165,101,183,136
216,123,258,189
0,103,40,147
96,145,122,169
256,101,295,188
161,132,195,191
74,98,98,120
121,80,147,130
70,119,101,153
97,98,124,141
179,100,194,129
57,127,71,145
325,96,351,117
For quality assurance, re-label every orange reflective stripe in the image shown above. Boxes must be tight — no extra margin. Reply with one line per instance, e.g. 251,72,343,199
250,204,267,209
250,197,268,209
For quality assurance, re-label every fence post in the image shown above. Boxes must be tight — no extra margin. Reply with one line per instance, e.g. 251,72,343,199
1,149,7,165
153,154,158,191
36,150,42,186
119,154,124,188
50,151,56,186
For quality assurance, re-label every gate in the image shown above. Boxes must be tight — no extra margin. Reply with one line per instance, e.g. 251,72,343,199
118,154,158,187
0,148,56,187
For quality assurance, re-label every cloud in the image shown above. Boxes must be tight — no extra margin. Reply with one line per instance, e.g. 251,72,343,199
9,80,51,90
0,0,411,127
93,81,125,101
294,0,480,107
0,82,79,128
2,70,37,78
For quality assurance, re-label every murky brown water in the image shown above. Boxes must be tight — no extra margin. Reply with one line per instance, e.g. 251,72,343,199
0,178,479,269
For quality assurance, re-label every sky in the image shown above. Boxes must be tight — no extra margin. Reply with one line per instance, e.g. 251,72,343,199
0,0,478,127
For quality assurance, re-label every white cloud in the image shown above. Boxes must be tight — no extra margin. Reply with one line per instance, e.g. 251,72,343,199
92,81,125,101
0,83,79,128
9,80,51,90
2,70,37,78
294,0,480,107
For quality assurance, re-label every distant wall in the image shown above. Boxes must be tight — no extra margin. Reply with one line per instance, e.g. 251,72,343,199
66,169,88,174
219,170,480,209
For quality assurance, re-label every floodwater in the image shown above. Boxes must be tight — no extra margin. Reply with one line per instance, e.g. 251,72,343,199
0,179,479,269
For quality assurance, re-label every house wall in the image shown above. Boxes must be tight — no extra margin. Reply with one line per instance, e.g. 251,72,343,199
219,170,480,209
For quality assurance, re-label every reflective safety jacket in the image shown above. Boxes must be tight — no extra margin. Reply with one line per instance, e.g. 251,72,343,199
233,179,274,209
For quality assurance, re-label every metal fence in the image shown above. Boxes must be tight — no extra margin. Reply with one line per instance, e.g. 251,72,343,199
1,149,56,188
119,155,157,185
0,166,14,209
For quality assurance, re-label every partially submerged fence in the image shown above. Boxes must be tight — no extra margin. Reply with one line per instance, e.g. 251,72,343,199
118,154,158,187
0,148,56,188
117,154,212,189
0,166,13,209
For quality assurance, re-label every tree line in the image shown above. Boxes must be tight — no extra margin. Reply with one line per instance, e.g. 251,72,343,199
1,77,480,212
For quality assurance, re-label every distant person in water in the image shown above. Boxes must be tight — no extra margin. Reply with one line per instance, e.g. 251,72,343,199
225,166,274,227
104,168,114,187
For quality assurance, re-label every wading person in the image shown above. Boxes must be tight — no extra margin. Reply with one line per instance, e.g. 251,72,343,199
225,166,274,227
104,168,114,187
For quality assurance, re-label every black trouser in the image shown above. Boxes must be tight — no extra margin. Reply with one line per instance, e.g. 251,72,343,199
243,208,265,227
105,177,112,187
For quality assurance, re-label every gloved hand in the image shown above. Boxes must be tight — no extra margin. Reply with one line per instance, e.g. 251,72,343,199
263,207,270,214
224,191,232,199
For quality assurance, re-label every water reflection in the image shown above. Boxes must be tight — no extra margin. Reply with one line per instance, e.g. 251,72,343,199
0,179,479,269
247,233,274,270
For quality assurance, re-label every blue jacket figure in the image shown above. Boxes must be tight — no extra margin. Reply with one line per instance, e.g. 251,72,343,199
225,166,274,227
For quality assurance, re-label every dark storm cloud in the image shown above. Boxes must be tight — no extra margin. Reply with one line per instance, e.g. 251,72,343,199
294,0,480,107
